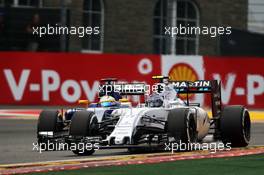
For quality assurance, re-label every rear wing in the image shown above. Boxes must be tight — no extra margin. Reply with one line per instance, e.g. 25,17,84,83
170,80,222,119
100,78,118,85
172,80,212,93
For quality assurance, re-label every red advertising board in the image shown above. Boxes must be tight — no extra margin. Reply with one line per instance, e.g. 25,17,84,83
0,52,263,108
0,52,160,105
204,57,264,108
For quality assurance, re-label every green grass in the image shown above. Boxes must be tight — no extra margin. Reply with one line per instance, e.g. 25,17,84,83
30,154,264,175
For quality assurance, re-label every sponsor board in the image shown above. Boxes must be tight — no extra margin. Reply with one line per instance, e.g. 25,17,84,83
0,52,160,105
0,52,263,108
204,57,264,108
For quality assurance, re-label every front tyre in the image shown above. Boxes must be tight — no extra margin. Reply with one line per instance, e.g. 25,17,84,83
38,110,63,133
37,110,63,150
69,111,98,156
220,105,251,147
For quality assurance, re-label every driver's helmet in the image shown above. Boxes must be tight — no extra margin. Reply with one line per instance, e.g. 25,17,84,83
146,93,163,107
162,77,170,85
99,95,119,107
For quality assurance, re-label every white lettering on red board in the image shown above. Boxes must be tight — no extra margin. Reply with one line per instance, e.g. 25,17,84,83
3,69,99,103
213,73,264,105
3,69,264,105
4,69,31,101
213,73,236,104
247,74,264,105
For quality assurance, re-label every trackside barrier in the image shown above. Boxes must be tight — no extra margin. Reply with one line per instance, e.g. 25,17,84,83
0,52,263,108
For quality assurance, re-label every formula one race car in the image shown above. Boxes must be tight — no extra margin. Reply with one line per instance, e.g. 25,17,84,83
37,76,251,155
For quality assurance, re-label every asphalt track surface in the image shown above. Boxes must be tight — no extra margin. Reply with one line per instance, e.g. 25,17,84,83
0,119,263,165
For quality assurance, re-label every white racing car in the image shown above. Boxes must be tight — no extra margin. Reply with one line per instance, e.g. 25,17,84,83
37,77,251,155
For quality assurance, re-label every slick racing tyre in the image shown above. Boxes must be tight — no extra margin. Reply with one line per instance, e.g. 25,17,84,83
38,110,63,133
37,110,63,150
220,105,251,147
69,111,98,156
167,108,197,145
69,111,98,136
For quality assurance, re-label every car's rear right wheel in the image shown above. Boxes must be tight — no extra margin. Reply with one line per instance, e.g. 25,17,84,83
220,105,251,147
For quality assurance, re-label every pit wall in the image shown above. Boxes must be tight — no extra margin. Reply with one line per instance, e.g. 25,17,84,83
0,52,263,109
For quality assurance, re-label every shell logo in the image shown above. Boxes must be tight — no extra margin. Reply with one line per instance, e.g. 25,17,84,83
169,63,198,99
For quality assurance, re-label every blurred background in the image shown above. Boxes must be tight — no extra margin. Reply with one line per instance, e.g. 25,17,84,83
0,0,263,56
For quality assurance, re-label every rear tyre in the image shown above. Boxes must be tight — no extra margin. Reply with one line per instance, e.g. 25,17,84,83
167,109,197,146
37,110,63,150
220,105,251,147
69,111,98,156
